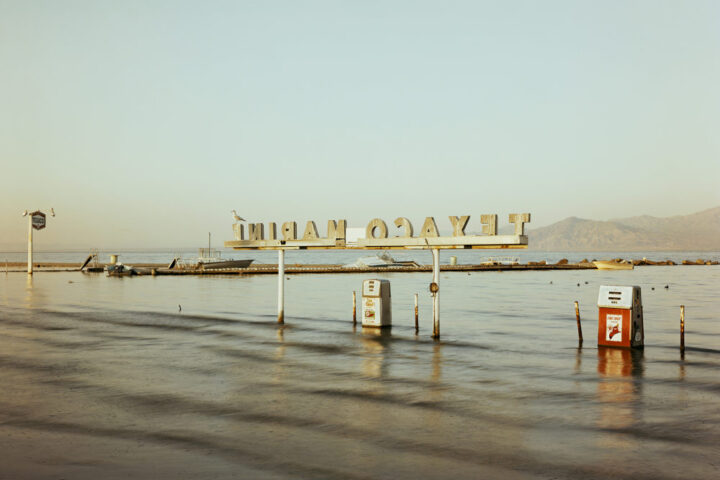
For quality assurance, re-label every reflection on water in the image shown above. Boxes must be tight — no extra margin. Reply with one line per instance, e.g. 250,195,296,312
596,348,644,437
0,269,718,479
574,346,583,373
272,326,287,383
24,273,33,308
360,327,392,379
431,342,442,384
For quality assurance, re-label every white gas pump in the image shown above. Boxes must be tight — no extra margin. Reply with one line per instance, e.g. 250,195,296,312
361,279,392,328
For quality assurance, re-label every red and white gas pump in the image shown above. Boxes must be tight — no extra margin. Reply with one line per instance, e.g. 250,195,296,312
597,285,644,348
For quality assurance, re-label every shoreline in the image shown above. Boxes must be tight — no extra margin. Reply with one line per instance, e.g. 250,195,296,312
2,258,717,274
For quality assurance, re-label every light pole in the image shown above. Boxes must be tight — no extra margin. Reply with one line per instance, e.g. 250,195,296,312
22,208,55,274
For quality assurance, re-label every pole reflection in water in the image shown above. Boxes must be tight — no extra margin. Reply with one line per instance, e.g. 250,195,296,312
24,273,34,309
272,326,287,383
574,346,583,374
431,342,443,385
595,348,644,449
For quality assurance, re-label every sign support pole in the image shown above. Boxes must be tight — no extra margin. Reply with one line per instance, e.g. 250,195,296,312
278,249,285,324
432,248,440,339
27,215,33,275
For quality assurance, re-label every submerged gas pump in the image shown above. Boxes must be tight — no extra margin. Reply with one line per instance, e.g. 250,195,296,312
361,279,392,328
597,285,644,348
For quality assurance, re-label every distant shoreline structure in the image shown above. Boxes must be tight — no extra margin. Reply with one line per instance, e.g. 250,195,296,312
3,256,717,274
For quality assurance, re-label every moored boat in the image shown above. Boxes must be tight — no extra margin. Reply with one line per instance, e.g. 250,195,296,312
479,256,520,266
343,251,419,268
105,263,136,276
199,258,254,269
593,260,634,270
195,247,253,269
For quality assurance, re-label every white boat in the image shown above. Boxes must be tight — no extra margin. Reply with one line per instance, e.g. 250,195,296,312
593,260,634,270
175,232,253,269
175,248,253,269
479,256,519,266
343,251,419,268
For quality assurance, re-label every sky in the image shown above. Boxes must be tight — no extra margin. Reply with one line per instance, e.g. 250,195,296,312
1,0,719,250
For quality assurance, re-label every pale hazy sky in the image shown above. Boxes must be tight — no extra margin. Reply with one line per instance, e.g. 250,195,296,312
2,0,719,250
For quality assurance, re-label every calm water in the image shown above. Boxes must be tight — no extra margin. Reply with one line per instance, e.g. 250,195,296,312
0,264,718,479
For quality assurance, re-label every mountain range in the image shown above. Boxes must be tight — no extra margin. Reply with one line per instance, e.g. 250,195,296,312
525,207,720,251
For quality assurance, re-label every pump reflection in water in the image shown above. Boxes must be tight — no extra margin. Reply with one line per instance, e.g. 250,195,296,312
596,347,644,449
360,327,392,379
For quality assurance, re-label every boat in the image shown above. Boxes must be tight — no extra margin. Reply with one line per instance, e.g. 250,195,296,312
343,251,419,268
479,256,519,266
176,233,253,270
191,248,253,269
197,248,253,269
175,249,253,270
593,260,634,270
104,263,136,276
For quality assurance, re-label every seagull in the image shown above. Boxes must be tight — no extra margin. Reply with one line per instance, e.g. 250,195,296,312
50,208,55,217
231,210,245,222
178,304,182,312
22,210,28,216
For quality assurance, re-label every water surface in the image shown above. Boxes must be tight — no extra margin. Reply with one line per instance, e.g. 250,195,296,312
1,266,718,479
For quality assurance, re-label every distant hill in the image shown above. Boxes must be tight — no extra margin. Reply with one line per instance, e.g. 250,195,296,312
528,207,720,251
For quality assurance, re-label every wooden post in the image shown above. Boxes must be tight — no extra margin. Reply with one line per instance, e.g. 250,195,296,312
574,301,583,345
414,293,419,333
352,290,357,325
680,305,685,354
27,215,33,275
431,248,440,339
277,250,285,324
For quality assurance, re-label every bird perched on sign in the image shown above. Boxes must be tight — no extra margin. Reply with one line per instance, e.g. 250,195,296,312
231,210,245,222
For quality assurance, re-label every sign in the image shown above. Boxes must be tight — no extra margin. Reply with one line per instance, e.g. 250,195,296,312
225,214,531,250
31,211,46,230
605,314,623,342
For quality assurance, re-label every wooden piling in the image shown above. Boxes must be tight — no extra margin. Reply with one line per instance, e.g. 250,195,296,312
352,291,357,325
414,293,419,333
277,250,285,324
431,248,440,339
574,301,583,345
680,305,685,354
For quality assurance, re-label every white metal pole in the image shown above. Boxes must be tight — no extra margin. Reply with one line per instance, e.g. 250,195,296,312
278,249,285,324
27,215,33,275
432,248,440,339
